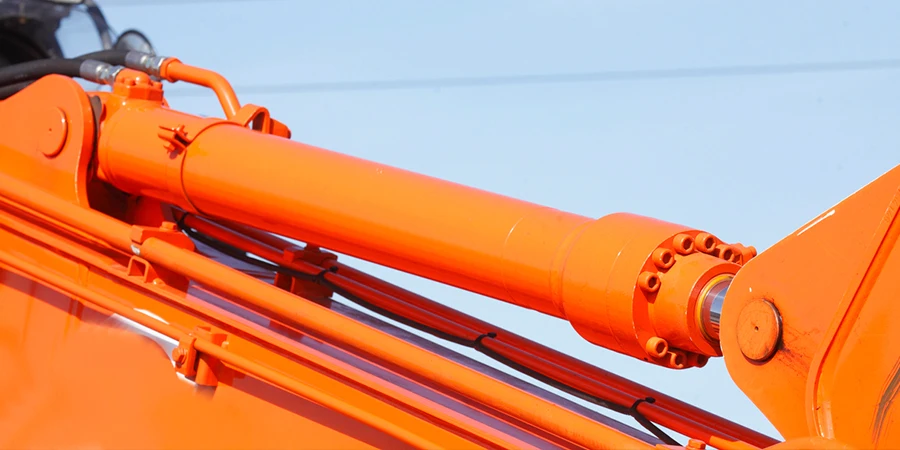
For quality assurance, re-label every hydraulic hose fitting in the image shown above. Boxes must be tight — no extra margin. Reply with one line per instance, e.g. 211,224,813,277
124,51,167,78
78,59,124,85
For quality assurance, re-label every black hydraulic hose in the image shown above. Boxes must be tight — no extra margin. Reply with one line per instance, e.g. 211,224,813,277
0,50,132,99
0,58,83,86
0,50,129,86
75,50,129,66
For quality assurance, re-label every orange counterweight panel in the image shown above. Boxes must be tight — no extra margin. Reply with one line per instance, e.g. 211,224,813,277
95,70,743,367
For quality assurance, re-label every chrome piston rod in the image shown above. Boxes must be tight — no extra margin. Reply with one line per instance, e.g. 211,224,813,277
699,276,730,341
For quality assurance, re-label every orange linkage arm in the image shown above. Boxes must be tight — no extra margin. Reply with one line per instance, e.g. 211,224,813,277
94,64,754,371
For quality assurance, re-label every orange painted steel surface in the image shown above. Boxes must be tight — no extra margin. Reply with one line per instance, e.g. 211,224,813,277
94,70,746,369
722,165,900,449
0,153,658,448
0,213,546,449
7,54,900,449
0,262,439,449
0,75,96,205
0,212,429,448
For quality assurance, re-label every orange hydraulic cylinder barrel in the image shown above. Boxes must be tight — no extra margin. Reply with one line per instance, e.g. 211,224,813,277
98,99,737,364
187,128,590,319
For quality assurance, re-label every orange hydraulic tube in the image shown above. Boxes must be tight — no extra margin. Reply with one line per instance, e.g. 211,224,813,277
96,69,743,367
158,59,241,119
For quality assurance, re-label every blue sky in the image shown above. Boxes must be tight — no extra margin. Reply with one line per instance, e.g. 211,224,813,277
80,0,900,441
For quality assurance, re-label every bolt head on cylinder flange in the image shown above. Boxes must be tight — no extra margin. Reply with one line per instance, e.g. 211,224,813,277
736,299,782,362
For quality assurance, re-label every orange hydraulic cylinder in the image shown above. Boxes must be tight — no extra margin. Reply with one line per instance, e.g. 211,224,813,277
97,88,738,365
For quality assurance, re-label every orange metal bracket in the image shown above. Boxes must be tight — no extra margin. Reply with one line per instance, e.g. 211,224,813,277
0,75,96,205
173,325,228,386
722,165,900,449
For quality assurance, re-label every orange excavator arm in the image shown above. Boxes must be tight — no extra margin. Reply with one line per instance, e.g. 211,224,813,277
0,48,897,450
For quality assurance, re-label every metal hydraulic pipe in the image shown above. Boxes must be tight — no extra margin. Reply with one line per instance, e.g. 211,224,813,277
97,90,741,366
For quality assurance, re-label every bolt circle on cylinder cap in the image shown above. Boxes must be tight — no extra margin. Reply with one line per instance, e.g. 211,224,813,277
737,299,782,362
37,107,68,158
543,212,748,368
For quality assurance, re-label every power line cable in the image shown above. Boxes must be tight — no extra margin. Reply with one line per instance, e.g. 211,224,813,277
99,0,287,6
161,58,900,97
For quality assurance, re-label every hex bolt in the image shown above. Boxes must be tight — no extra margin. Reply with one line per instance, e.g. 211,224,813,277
673,234,694,255
638,271,660,293
645,336,668,358
667,350,686,369
172,347,187,365
715,244,736,262
651,248,675,270
695,233,717,253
